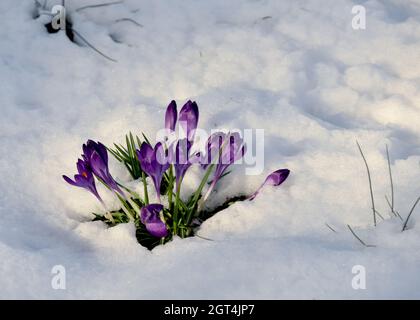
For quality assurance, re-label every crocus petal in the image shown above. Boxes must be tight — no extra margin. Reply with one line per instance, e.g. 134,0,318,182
210,132,246,186
137,142,169,199
90,151,122,194
140,203,163,222
146,221,169,238
76,158,94,181
65,142,111,203
140,204,168,238
90,151,108,177
137,143,155,175
76,159,86,174
202,132,226,168
220,132,245,165
153,142,170,195
179,100,199,142
74,174,91,187
165,100,177,131
63,175,78,186
264,169,290,187
154,142,169,167
86,140,108,165
168,139,192,187
63,159,103,203
249,169,290,200
200,132,246,204
82,143,92,163
96,142,108,164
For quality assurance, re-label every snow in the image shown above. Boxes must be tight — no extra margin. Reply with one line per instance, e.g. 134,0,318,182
0,0,420,299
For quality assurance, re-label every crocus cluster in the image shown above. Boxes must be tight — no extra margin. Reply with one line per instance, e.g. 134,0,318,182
63,100,290,247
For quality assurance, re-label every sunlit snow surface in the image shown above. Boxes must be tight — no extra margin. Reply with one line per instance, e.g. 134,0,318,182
0,0,419,298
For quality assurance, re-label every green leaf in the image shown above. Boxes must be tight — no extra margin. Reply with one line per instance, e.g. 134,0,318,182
129,132,136,156
142,132,152,146
92,213,106,221
126,134,131,155
136,135,142,148
107,147,123,162
114,143,129,158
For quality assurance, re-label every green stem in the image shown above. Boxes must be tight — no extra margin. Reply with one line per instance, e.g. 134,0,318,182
168,165,174,212
186,164,215,225
98,200,116,224
192,136,229,216
173,182,181,235
117,182,143,203
115,184,142,219
115,193,135,221
126,197,141,218
121,205,135,221
198,178,217,212
142,172,149,205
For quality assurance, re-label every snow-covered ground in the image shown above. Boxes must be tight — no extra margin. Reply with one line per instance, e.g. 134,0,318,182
1,0,420,299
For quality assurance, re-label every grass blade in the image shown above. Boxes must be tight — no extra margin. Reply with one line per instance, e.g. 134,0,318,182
76,1,123,12
72,29,117,63
356,141,377,227
385,195,403,220
347,225,375,247
402,196,420,231
325,223,337,233
386,145,397,217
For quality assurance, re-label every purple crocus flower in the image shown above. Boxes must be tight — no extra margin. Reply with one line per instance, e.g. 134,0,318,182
165,100,177,132
248,169,290,200
140,204,168,238
211,132,246,182
168,138,193,189
201,132,226,170
201,132,246,203
178,100,199,142
63,159,103,203
137,142,169,202
82,140,108,166
82,140,123,195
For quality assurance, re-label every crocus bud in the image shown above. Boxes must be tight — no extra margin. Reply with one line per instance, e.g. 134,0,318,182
140,204,168,238
179,100,199,142
165,100,177,131
137,142,169,202
249,169,290,200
